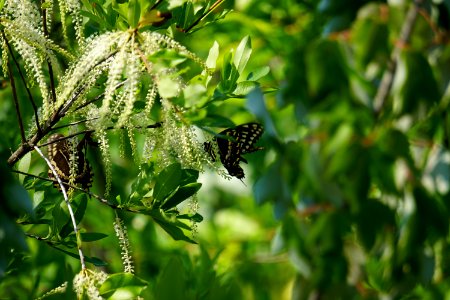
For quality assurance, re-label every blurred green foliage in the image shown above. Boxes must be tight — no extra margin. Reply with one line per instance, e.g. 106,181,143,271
2,0,450,299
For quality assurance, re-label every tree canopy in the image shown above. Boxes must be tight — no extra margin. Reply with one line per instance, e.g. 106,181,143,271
2,0,450,299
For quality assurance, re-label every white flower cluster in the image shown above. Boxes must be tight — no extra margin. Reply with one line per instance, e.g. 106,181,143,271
73,269,108,300
114,217,135,274
35,281,68,300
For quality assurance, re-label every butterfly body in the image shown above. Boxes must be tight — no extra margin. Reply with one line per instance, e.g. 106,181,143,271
47,133,93,189
204,123,264,179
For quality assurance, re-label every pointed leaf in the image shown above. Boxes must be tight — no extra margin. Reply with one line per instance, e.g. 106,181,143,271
60,194,88,238
128,0,141,28
52,246,107,266
247,66,270,81
100,273,147,298
162,183,202,210
153,163,182,203
156,257,186,300
233,36,252,74
80,232,108,242
17,152,31,184
233,81,259,96
152,213,196,243
206,41,219,69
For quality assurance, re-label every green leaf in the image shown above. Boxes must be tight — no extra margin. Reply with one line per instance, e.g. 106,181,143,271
305,39,348,99
196,115,235,128
177,213,203,223
127,163,155,205
233,36,252,75
393,51,440,114
246,88,278,137
17,152,31,184
206,41,219,70
51,246,107,266
355,199,395,250
79,10,106,26
179,168,199,185
60,194,88,238
221,51,233,82
100,273,147,298
352,6,389,66
247,66,270,81
414,187,449,239
52,201,68,235
157,76,182,98
233,81,259,96
153,163,182,203
155,219,196,243
150,209,196,243
113,1,130,24
155,257,186,300
175,1,195,30
161,183,202,210
127,0,141,28
80,232,108,242
227,63,240,91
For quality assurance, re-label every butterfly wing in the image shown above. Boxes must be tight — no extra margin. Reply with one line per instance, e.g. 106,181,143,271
203,141,216,162
215,123,264,179
47,134,72,185
47,134,93,189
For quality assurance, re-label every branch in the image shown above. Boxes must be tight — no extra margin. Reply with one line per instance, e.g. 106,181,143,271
33,145,86,270
7,52,119,167
373,0,423,114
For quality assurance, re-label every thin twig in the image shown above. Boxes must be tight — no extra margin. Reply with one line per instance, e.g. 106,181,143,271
6,51,26,143
33,145,86,270
182,0,225,33
50,118,98,131
373,0,423,114
1,31,42,134
72,80,127,113
41,5,57,104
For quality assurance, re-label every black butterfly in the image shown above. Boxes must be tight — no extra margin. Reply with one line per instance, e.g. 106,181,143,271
47,133,93,190
204,123,264,179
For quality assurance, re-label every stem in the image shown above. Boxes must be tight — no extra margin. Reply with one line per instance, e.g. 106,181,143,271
373,0,422,114
33,145,86,270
